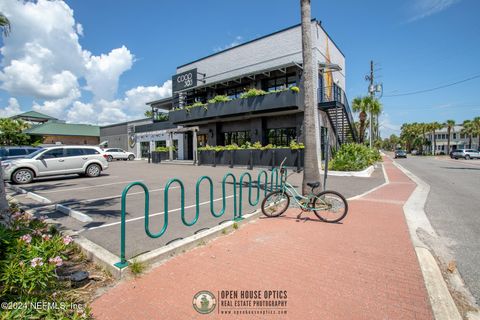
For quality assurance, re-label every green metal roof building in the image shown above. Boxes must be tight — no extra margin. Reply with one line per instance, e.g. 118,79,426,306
11,111,100,145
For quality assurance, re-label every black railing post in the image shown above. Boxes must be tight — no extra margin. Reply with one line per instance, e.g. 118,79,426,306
212,150,216,167
229,150,234,168
271,149,276,170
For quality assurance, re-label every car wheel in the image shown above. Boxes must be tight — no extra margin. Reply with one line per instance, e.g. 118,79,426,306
12,168,34,184
465,155,471,160
106,155,113,162
128,155,135,161
85,164,101,177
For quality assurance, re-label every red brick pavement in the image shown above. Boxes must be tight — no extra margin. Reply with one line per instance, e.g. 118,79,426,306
91,157,433,320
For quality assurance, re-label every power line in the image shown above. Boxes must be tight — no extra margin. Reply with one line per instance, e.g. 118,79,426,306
384,72,480,97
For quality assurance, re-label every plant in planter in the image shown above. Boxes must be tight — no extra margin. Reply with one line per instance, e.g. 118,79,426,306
289,140,305,150
329,143,381,171
290,86,300,93
239,88,267,99
208,95,231,104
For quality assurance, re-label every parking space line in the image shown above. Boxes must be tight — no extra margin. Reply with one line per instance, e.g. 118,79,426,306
37,180,144,194
60,186,180,206
79,194,235,232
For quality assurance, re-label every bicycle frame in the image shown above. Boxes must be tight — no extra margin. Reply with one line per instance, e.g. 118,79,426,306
277,158,316,211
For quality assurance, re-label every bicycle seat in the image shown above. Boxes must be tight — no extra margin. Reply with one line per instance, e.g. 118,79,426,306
307,182,320,189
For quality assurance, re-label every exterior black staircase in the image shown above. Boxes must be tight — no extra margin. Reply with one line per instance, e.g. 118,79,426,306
318,86,358,145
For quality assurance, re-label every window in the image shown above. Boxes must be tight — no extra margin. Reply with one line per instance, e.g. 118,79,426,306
225,87,245,100
83,148,100,155
453,133,457,139
27,148,38,154
264,74,296,92
224,131,251,146
65,148,85,157
266,128,297,146
155,141,166,148
42,148,64,159
9,149,27,156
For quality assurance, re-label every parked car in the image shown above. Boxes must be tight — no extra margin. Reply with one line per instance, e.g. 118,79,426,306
2,146,109,184
0,146,41,161
450,149,480,160
103,148,135,161
394,150,407,159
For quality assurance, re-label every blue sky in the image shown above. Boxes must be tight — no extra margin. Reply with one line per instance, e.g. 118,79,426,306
0,0,479,137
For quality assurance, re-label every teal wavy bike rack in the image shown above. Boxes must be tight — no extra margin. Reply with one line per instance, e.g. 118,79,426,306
114,169,285,268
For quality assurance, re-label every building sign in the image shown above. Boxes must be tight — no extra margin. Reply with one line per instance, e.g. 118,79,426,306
172,68,197,92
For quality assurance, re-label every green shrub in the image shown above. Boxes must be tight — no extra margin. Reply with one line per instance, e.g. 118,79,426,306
329,143,381,171
240,88,266,99
290,86,300,93
154,146,176,152
289,140,304,150
208,95,231,104
252,141,263,150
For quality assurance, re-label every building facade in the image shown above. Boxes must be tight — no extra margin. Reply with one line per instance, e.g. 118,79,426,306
427,125,479,154
103,20,357,161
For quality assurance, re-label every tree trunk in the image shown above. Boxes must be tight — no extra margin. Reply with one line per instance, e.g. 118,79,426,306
432,130,436,155
300,0,321,195
0,163,10,220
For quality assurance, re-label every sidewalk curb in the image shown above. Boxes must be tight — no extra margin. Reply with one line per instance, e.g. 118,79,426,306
56,204,93,223
6,182,52,204
392,160,462,320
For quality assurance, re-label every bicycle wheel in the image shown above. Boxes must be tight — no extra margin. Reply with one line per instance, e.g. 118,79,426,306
311,190,348,223
261,191,290,217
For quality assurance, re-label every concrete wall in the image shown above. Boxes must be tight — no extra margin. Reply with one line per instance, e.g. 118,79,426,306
177,20,346,92
41,135,99,145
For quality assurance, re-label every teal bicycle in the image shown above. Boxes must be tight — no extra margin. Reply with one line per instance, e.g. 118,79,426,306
261,158,348,223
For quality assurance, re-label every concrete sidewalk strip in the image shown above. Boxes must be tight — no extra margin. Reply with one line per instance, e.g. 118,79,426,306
90,157,437,319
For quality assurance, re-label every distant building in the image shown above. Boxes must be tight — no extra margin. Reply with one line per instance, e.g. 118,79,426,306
427,125,479,154
10,111,100,145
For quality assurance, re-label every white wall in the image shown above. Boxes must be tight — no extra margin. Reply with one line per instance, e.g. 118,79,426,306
177,21,346,92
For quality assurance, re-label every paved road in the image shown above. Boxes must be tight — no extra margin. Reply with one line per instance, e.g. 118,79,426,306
8,160,385,260
394,156,480,303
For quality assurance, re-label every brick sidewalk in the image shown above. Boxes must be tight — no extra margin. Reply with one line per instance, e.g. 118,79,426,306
91,157,433,319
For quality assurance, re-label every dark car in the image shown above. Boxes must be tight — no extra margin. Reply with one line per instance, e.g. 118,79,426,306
0,146,41,161
394,150,407,159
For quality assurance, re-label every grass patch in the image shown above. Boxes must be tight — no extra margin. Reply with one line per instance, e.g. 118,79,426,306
232,222,239,230
129,260,146,276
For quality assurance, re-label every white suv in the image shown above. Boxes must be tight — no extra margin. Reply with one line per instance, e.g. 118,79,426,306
2,146,109,184
103,148,135,161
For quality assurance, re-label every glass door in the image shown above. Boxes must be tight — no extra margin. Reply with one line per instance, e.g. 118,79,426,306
140,141,150,158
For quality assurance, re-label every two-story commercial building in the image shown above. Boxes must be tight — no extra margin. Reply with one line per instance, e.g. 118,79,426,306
103,19,357,162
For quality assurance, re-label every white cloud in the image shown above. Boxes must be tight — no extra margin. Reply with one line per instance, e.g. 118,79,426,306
0,97,22,117
0,0,140,121
32,87,81,119
379,113,402,138
65,80,172,125
214,36,243,52
84,46,134,101
76,23,83,36
408,0,461,22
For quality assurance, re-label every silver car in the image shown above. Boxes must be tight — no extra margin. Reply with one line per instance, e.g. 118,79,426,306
103,148,135,161
2,146,109,184
451,149,480,160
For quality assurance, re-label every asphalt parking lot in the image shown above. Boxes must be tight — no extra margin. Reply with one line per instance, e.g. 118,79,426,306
9,160,385,261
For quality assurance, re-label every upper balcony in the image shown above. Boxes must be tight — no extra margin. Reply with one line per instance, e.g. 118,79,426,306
169,88,303,125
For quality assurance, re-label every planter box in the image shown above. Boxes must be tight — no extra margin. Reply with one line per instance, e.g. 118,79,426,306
151,151,177,163
169,90,302,124
198,149,304,169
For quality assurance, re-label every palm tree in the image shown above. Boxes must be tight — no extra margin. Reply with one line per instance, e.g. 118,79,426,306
300,0,321,195
352,97,368,143
0,12,10,36
461,120,474,149
0,12,10,218
472,117,480,148
444,120,455,154
352,96,381,145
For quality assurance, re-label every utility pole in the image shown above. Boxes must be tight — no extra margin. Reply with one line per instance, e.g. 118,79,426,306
369,60,374,148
